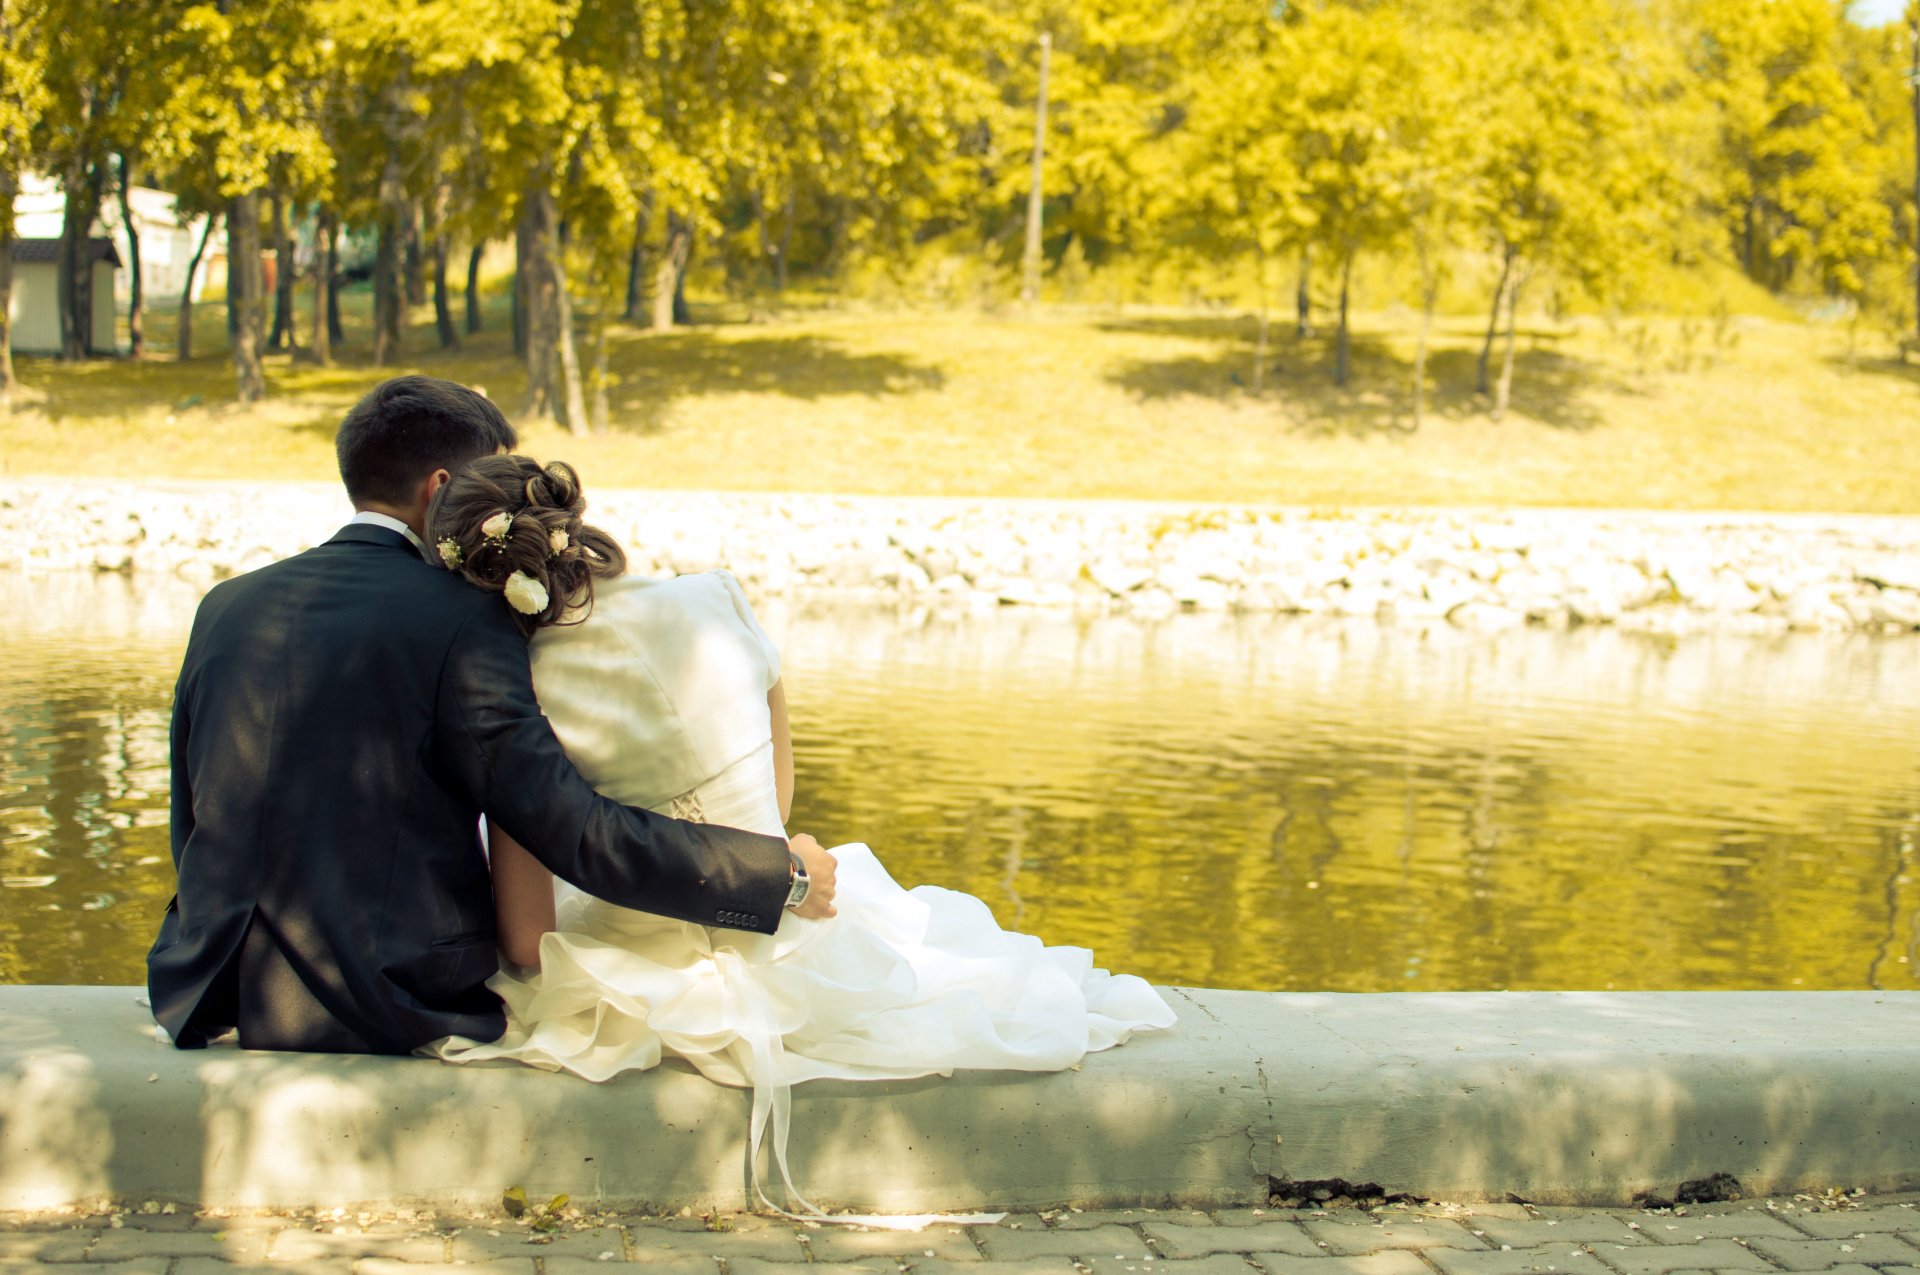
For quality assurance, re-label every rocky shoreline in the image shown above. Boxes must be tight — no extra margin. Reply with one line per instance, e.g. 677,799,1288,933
8,478,1920,635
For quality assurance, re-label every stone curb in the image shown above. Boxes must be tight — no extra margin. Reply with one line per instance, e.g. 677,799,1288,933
3,987,1918,1214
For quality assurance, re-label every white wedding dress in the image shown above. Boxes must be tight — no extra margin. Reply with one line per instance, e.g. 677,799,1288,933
428,571,1175,1214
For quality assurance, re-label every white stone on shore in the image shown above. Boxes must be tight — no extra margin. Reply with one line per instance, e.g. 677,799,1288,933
10,480,1920,637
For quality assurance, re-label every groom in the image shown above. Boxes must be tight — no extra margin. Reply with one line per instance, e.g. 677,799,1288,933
149,375,837,1055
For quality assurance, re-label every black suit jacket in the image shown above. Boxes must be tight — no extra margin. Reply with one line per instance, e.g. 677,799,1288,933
148,524,792,1054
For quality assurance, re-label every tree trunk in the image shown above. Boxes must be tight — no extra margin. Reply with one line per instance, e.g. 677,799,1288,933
432,234,458,349
1493,268,1523,422
553,237,587,436
590,299,611,434
1021,31,1052,305
230,191,267,402
0,167,15,413
374,154,405,366
177,212,218,362
651,212,692,330
1412,282,1436,432
775,197,794,294
268,191,296,354
58,162,105,360
1476,247,1514,396
521,187,557,422
116,153,145,358
512,213,530,357
404,200,427,306
466,242,484,334
1295,246,1311,338
309,208,333,366
1333,248,1353,388
622,192,653,323
623,229,645,321
325,220,344,345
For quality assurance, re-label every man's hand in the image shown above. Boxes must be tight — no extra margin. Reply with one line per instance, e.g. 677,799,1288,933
788,833,837,919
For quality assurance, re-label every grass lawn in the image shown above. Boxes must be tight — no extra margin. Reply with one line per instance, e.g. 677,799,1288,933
4,280,1917,513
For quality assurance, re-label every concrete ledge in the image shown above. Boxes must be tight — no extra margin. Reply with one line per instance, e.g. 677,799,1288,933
2,986,1916,1213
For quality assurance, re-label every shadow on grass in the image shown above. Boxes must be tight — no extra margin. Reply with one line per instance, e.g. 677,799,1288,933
1822,352,1920,390
604,332,946,434
1103,317,1607,435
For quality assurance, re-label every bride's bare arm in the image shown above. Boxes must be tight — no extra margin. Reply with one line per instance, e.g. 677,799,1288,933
769,680,793,824
490,824,557,969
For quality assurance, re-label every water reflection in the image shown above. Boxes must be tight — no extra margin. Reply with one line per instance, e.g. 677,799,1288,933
3,573,1916,991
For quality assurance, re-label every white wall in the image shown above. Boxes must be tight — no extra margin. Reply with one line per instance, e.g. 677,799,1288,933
8,260,121,354
9,262,61,353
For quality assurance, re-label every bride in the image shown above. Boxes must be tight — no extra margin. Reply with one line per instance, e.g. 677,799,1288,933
419,455,1175,1213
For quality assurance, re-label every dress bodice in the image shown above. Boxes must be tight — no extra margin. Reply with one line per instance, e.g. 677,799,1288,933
529,571,785,837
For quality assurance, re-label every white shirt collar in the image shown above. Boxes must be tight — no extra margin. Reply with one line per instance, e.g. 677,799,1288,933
348,510,431,561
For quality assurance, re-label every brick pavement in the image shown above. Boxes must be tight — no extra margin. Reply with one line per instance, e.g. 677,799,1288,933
0,1195,1913,1274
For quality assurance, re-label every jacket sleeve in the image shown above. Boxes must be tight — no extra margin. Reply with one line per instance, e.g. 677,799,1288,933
435,597,792,935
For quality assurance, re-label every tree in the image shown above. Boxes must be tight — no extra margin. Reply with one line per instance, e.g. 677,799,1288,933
1693,0,1896,302
0,0,51,412
1465,0,1681,418
1174,9,1311,391
33,0,167,361
153,0,332,400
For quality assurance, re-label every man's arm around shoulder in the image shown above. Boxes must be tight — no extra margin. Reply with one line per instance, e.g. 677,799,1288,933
435,595,795,933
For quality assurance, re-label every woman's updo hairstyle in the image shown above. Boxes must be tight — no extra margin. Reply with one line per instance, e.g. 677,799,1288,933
426,455,627,635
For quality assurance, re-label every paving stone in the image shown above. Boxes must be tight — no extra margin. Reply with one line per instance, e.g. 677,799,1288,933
1244,1249,1433,1275
805,1224,982,1262
449,1224,630,1261
1212,1210,1302,1228
173,1260,354,1275
1142,1221,1321,1259
1300,1216,1489,1254
268,1228,449,1262
83,1229,236,1261
1636,1213,1808,1244
1596,1239,1779,1275
546,1258,714,1275
1081,1256,1253,1275
626,1223,808,1261
896,1260,1080,1275
355,1262,535,1275
1048,1211,1202,1232
730,1257,887,1275
106,1211,200,1233
995,1217,1053,1233
65,1260,166,1275
1427,1244,1628,1275
0,1231,94,1262
1745,1234,1920,1270
1469,1215,1651,1248
981,1223,1152,1262
1460,1206,1540,1222
1788,1206,1920,1238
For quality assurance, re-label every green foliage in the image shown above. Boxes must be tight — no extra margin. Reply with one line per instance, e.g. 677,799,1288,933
8,0,1917,399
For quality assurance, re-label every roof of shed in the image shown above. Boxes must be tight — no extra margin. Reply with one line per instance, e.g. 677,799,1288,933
9,237,123,266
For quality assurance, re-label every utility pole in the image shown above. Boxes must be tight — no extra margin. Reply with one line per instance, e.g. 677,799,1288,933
1021,32,1051,306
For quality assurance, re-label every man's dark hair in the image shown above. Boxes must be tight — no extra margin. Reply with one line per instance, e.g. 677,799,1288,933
336,376,519,506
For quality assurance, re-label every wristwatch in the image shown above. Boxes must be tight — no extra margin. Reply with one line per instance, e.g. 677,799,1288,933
785,850,811,910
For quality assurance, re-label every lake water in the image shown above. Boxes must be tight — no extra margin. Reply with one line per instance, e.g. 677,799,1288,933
3,571,1916,992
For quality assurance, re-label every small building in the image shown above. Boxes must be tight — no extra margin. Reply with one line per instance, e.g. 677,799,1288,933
8,238,121,354
14,172,222,308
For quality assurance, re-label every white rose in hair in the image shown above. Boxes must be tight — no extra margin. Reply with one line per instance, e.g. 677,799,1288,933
549,528,570,554
504,570,550,616
481,511,513,541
